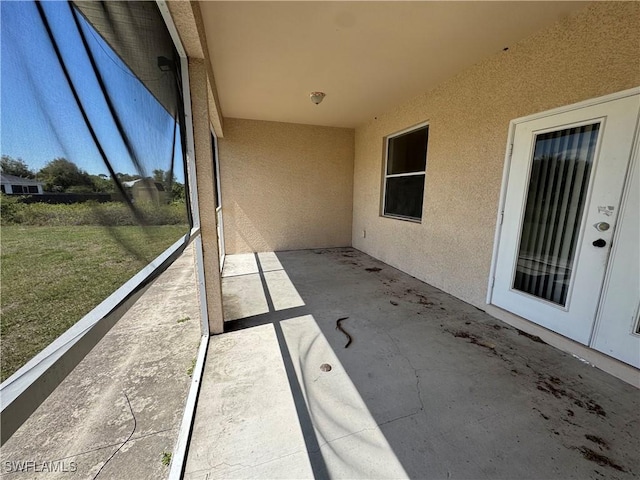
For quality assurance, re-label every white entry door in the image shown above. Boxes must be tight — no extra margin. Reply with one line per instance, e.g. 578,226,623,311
591,136,640,367
491,90,639,366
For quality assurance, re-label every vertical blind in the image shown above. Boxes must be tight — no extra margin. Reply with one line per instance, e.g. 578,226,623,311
513,123,600,306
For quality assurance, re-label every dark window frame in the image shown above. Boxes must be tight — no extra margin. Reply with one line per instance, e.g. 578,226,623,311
381,122,429,222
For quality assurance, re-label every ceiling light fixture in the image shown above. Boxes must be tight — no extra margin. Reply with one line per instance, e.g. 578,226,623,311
310,92,326,105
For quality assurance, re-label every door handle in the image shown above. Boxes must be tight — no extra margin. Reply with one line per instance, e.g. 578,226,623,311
592,238,607,248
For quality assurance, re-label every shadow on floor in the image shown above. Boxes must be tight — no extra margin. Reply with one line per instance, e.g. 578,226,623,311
187,248,639,480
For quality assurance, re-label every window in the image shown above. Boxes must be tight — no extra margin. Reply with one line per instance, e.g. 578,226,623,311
27,185,39,193
11,185,25,194
382,124,429,221
211,132,221,209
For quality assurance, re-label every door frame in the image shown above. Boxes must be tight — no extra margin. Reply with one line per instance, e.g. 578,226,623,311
487,87,640,307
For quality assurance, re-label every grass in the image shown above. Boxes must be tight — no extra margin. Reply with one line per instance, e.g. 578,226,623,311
186,357,196,377
161,452,172,467
1,197,188,227
0,225,188,381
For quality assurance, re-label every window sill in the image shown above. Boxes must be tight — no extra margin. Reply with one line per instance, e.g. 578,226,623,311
381,214,422,224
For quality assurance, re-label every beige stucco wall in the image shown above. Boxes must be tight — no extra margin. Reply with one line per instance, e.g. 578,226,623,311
218,118,354,253
352,2,640,307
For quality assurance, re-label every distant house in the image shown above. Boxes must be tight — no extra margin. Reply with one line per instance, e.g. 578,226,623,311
121,178,166,205
0,173,44,195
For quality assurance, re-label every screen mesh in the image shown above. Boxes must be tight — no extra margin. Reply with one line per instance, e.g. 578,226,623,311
1,1,190,380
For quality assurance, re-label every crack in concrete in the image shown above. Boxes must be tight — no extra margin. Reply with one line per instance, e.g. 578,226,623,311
188,448,307,477
383,329,426,416
299,326,428,458
47,428,175,463
312,425,376,452
309,409,425,457
377,410,423,428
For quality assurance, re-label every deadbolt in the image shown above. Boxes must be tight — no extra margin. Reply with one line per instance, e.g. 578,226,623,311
592,238,607,248
594,222,610,232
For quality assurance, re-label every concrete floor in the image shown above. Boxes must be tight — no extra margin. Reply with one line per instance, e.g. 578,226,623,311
1,244,201,479
186,248,639,480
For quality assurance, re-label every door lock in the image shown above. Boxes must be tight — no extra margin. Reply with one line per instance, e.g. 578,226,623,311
592,238,607,248
594,222,610,232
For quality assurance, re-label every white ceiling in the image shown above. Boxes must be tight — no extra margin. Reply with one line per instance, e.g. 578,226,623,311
200,1,589,128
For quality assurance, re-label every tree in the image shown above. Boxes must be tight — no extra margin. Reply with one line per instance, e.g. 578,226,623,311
1,155,35,178
116,172,141,183
89,174,114,193
152,169,167,184
152,168,185,202
37,158,94,192
170,181,185,202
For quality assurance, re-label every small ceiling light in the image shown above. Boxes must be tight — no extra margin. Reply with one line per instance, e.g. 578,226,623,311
310,92,326,105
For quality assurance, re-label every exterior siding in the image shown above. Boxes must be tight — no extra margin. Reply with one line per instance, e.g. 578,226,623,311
218,118,355,253
352,2,640,307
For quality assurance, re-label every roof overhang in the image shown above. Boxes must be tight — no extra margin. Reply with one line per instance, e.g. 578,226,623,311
199,1,591,128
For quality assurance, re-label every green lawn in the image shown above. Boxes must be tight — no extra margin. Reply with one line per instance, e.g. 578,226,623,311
0,225,188,381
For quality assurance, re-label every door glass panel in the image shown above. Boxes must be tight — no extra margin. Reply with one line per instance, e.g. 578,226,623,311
513,123,600,306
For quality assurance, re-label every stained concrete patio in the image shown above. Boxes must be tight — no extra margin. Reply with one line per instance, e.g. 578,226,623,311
185,248,639,480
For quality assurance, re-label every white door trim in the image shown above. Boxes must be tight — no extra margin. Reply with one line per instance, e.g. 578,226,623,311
487,87,640,304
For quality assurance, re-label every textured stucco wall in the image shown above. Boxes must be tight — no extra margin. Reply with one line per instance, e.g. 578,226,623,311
189,58,224,333
219,119,354,253
352,2,640,307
